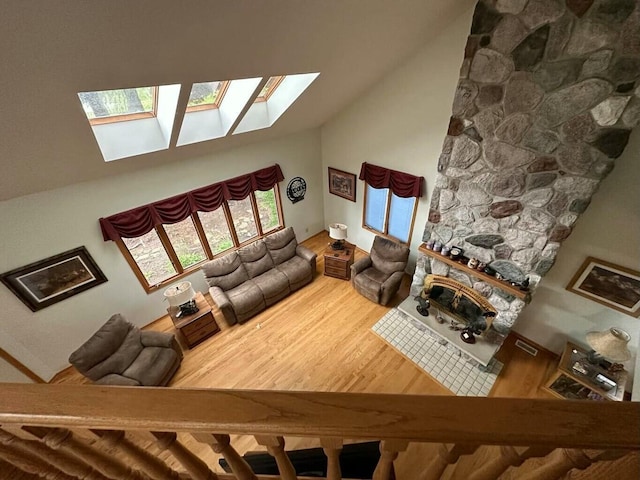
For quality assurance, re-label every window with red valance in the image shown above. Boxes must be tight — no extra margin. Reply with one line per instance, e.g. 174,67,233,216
100,164,285,292
359,162,423,245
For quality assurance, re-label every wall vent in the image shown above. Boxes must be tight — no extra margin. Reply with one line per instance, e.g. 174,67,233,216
515,339,538,357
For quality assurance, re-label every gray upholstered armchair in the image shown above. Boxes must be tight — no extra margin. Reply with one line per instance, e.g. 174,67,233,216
351,236,410,305
68,314,183,386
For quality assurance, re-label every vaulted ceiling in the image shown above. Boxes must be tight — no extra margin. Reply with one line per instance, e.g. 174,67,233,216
0,0,474,201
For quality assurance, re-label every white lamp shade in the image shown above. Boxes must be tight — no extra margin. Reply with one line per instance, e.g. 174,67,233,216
329,223,348,240
586,327,631,362
164,281,196,307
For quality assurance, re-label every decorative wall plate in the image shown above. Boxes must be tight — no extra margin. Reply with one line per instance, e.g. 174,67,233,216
287,177,307,203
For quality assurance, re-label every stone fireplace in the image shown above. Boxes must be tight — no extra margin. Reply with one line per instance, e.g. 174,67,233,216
410,0,640,343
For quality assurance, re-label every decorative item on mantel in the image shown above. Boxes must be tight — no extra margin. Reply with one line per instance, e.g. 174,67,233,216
164,281,198,318
328,223,348,251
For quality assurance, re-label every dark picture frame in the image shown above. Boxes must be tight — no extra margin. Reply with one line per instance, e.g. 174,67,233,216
566,256,640,318
1,246,107,312
328,167,356,202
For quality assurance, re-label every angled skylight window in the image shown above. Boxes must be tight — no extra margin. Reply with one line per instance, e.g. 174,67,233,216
177,77,262,147
78,87,157,124
233,72,320,135
254,76,285,102
186,81,229,112
78,84,180,162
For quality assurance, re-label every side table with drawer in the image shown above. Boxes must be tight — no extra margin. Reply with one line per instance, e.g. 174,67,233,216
168,292,220,349
323,241,355,280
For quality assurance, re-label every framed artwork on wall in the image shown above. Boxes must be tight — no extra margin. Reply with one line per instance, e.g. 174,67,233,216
328,167,356,202
1,246,107,312
566,256,640,318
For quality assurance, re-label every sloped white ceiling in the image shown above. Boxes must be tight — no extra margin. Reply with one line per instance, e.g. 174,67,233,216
0,0,473,200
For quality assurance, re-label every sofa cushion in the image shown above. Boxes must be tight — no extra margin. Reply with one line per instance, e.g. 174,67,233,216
238,241,274,278
69,314,135,375
264,227,297,265
202,252,249,291
276,256,313,291
252,269,290,305
226,280,266,315
122,346,179,386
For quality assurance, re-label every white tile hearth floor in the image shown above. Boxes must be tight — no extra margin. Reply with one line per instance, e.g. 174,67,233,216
372,309,503,397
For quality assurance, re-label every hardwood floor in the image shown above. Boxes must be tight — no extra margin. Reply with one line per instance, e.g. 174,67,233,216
50,231,562,476
53,230,558,398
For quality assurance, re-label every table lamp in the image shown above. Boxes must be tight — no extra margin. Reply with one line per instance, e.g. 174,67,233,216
585,327,631,364
329,223,348,250
164,281,198,317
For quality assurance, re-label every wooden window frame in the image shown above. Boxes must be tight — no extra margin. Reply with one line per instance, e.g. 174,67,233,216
361,183,418,246
254,76,285,103
185,81,231,113
88,87,159,126
119,185,285,293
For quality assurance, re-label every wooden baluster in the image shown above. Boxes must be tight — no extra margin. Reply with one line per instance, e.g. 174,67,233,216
372,440,409,480
420,443,478,480
465,445,553,480
0,442,76,480
152,432,217,480
192,433,257,480
23,426,150,480
516,448,629,480
91,430,181,480
320,437,343,480
0,427,109,480
254,435,297,480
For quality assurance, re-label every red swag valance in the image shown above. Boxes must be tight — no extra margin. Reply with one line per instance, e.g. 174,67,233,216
358,162,424,198
99,164,284,242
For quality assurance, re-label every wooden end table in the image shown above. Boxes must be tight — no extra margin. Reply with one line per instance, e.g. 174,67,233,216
543,341,628,401
323,241,355,280
167,292,220,349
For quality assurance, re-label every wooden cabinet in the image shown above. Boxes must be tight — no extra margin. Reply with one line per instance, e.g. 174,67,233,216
323,242,355,280
168,292,220,349
543,341,627,401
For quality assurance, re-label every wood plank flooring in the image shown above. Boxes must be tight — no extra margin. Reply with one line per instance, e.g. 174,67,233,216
50,231,563,476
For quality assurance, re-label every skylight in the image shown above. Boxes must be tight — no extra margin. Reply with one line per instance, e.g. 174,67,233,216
78,87,156,124
254,76,284,102
79,84,181,162
233,72,320,135
186,81,229,111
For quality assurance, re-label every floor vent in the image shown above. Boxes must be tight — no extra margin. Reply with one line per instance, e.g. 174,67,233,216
515,339,538,356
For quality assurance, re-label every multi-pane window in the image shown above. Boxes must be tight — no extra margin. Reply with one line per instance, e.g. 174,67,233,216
78,87,157,125
363,184,418,245
117,186,284,292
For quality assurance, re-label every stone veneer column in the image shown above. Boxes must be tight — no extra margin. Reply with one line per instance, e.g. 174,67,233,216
416,0,640,333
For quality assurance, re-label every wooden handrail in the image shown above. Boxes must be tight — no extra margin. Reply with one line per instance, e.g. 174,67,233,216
0,384,638,450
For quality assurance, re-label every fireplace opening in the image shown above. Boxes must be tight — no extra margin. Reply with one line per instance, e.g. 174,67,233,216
420,275,497,335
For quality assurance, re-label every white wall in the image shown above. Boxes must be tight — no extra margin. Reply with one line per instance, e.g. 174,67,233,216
320,7,474,271
515,128,640,390
0,129,324,381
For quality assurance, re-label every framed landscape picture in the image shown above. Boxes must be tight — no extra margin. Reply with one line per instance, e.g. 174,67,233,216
1,246,107,312
328,167,356,202
567,257,640,318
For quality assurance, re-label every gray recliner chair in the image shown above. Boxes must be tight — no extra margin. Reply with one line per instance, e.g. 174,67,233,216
68,314,183,386
351,236,410,306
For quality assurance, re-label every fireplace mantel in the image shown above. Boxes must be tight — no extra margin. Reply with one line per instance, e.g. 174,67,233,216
418,244,530,300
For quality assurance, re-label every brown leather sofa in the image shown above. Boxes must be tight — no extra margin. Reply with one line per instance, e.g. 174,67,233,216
202,227,317,325
68,314,183,386
351,235,410,305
